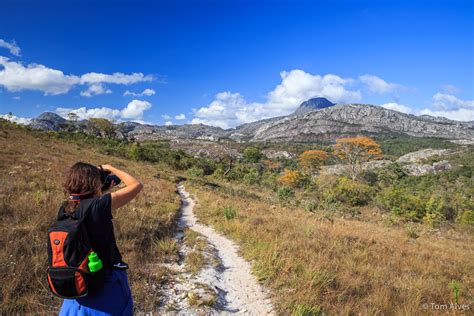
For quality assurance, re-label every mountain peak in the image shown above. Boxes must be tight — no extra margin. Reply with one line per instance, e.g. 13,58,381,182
293,97,335,115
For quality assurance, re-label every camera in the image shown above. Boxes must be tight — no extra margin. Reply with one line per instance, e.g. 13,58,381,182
98,167,121,191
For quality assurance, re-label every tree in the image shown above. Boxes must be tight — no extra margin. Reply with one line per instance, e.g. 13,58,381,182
298,150,328,177
87,118,116,139
278,169,303,188
243,146,262,163
333,136,382,180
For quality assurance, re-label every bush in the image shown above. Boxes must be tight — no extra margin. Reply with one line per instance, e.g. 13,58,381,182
278,186,295,202
279,169,306,188
458,210,474,226
423,195,446,228
223,206,237,220
332,177,373,206
376,187,425,221
243,146,262,163
243,168,260,185
187,166,204,178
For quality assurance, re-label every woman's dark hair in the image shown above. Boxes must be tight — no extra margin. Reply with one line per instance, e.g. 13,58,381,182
63,162,102,212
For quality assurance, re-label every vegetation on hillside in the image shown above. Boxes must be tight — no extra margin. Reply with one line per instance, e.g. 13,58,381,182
0,121,180,314
1,119,472,315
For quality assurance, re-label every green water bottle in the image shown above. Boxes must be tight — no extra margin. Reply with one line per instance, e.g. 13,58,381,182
88,252,103,272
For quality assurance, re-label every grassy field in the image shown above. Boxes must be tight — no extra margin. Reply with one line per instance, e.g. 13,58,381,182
0,122,180,314
1,120,473,315
187,178,474,315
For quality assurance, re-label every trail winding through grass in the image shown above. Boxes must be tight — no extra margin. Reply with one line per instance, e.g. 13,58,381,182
177,183,274,315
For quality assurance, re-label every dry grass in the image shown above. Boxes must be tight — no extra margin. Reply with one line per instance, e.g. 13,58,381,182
188,179,474,315
0,122,180,314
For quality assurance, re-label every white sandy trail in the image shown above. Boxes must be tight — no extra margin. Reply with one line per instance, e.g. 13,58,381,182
177,184,274,315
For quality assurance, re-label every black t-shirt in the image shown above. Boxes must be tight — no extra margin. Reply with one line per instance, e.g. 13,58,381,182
83,193,123,269
58,194,124,269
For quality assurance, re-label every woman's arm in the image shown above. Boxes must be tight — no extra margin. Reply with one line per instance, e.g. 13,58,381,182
101,164,143,210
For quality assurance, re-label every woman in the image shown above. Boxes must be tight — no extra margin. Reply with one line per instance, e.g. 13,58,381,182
59,162,143,316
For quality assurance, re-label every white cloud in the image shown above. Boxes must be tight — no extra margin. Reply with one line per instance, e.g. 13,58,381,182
431,93,473,110
0,56,80,95
80,83,112,97
120,100,152,119
0,113,31,125
175,113,186,120
359,74,403,94
381,95,474,122
161,114,172,120
165,121,173,126
381,102,413,114
0,39,21,56
123,88,155,97
55,106,121,121
55,99,152,122
0,57,153,95
192,70,362,128
441,84,460,94
419,108,474,121
79,72,153,85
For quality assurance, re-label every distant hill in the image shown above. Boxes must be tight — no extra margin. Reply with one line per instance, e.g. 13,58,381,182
292,97,335,115
26,98,474,142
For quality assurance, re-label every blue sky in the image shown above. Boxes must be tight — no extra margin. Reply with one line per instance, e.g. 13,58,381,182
0,0,473,128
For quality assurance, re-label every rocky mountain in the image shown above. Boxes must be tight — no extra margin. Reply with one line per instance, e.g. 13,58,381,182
242,103,474,142
292,97,335,115
24,98,474,142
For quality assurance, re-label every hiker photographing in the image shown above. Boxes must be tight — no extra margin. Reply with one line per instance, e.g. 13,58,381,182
46,162,143,315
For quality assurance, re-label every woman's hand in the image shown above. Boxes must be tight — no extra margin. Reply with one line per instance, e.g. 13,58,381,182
101,165,143,210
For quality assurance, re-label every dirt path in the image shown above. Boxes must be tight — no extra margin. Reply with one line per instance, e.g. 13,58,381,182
157,183,274,314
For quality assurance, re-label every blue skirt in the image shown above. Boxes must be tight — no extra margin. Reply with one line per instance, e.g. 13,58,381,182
59,270,133,316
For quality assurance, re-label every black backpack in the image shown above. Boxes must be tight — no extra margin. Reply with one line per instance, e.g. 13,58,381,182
46,199,105,298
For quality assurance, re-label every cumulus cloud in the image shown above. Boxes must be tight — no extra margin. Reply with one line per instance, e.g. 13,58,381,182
0,39,21,56
55,99,152,122
381,102,413,114
0,57,153,95
80,83,112,97
0,56,80,95
359,74,404,94
441,84,460,94
418,93,474,121
120,100,152,119
192,70,362,128
161,114,172,120
165,121,173,126
0,113,31,125
419,108,474,121
381,95,474,122
123,88,155,97
175,114,186,120
431,93,473,110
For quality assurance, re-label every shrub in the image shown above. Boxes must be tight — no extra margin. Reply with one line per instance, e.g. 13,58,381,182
376,187,425,221
243,146,262,163
279,169,304,188
333,177,374,206
223,206,237,220
458,210,474,226
278,186,295,202
187,166,204,178
243,168,260,185
423,195,446,228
